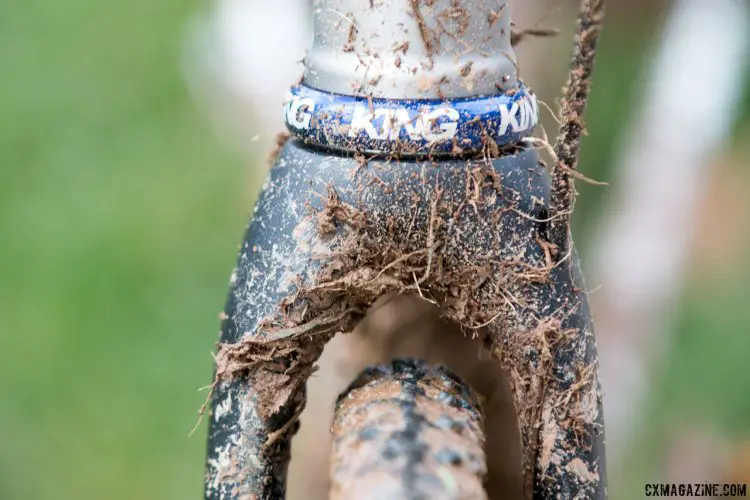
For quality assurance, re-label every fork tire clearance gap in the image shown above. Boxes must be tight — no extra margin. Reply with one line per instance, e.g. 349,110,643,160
284,83,539,156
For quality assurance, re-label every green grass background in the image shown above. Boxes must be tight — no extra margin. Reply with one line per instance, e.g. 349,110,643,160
0,2,249,498
1,1,748,498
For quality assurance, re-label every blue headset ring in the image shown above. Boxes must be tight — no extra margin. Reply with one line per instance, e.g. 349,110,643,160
283,83,539,156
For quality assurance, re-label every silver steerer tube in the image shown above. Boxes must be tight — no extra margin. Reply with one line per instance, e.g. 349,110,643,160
304,0,518,98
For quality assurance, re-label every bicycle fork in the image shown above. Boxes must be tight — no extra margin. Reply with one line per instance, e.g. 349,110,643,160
204,1,607,498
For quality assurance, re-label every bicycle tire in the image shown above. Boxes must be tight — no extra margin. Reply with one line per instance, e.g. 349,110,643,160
329,358,487,500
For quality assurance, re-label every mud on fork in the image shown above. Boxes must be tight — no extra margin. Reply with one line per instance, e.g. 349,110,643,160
203,1,607,498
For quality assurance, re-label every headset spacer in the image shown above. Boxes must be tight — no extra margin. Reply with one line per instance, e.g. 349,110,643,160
283,83,539,156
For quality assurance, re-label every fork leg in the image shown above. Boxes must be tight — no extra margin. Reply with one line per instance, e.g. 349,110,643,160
203,145,360,499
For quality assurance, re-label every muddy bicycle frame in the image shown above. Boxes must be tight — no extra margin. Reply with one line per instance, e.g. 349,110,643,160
204,1,607,498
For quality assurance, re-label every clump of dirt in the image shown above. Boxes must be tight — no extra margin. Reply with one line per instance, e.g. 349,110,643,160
213,336,326,421
285,186,543,332
268,131,291,165
497,318,595,494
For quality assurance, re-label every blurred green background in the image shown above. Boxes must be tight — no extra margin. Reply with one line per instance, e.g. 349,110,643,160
0,1,249,498
1,1,749,499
